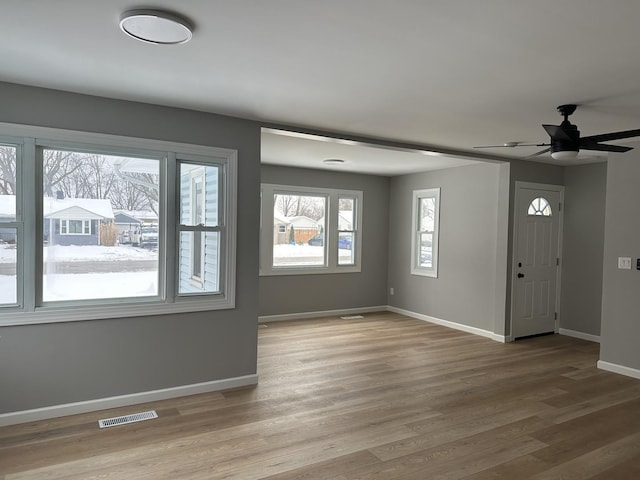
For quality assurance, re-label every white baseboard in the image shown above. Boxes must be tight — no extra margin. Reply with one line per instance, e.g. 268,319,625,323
0,374,258,427
559,328,601,343
259,305,387,323
597,361,640,380
386,306,507,343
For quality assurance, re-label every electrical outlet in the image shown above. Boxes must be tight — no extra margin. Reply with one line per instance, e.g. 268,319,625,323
389,287,395,295
618,257,632,269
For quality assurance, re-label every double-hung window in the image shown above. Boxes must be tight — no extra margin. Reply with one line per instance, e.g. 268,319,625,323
0,124,237,325
178,160,222,294
411,188,440,277
260,184,362,275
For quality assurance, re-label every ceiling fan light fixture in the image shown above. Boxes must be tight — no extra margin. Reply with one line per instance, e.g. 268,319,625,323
323,158,346,165
119,9,193,45
551,150,579,160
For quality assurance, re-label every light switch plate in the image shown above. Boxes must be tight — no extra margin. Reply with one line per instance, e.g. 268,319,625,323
618,257,632,269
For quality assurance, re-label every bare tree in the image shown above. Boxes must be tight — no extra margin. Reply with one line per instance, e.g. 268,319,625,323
43,150,86,197
0,146,17,195
275,194,324,220
275,194,299,217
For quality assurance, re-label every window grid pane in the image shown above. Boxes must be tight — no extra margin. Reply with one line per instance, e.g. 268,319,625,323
0,227,18,306
338,196,356,266
42,149,160,303
272,193,325,267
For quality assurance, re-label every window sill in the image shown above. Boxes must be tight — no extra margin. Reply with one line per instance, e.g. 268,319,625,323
260,265,362,276
410,268,438,278
0,295,235,327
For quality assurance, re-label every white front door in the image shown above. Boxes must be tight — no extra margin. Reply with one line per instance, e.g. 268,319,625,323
512,183,563,339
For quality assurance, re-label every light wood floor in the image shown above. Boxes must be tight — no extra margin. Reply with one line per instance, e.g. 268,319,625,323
2,312,640,479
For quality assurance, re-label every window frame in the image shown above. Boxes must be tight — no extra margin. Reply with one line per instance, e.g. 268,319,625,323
411,187,440,278
337,195,358,266
177,158,224,295
0,140,22,308
60,219,91,235
0,122,237,326
260,184,363,276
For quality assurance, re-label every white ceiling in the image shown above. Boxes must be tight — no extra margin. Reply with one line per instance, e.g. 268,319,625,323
2,1,640,174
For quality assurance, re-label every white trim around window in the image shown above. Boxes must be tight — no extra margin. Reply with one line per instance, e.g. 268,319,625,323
260,184,363,276
0,122,237,326
60,219,91,235
411,187,440,278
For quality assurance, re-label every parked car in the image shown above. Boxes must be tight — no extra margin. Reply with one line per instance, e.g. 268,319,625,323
139,225,158,248
308,233,323,246
338,233,352,250
307,232,352,250
119,230,131,245
131,225,158,248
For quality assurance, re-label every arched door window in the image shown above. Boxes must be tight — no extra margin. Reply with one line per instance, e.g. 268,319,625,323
527,197,552,216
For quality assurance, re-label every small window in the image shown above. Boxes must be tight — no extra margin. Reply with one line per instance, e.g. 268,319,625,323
59,219,91,235
338,196,357,266
178,162,221,295
528,197,552,216
411,188,440,278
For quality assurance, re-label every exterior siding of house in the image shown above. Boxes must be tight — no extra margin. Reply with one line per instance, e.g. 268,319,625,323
45,219,100,246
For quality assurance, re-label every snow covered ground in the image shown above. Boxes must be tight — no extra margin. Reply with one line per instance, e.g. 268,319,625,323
273,244,353,265
0,244,157,263
0,243,352,305
0,244,158,304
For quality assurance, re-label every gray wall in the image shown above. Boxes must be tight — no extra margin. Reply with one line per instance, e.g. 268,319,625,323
560,162,607,337
260,165,390,316
600,152,640,370
387,162,507,333
0,82,261,413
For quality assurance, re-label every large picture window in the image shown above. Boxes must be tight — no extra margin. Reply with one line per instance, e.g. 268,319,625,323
260,184,362,275
411,188,440,278
0,125,237,325
0,143,18,306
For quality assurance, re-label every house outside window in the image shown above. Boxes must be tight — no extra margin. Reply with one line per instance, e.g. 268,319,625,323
260,184,363,275
411,188,440,278
0,125,237,325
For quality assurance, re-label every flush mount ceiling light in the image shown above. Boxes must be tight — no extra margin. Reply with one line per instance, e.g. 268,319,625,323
323,159,346,165
119,9,193,45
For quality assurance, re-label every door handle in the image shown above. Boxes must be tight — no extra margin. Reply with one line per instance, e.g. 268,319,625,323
517,273,525,278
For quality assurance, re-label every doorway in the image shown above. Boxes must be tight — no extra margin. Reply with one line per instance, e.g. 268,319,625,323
511,182,564,339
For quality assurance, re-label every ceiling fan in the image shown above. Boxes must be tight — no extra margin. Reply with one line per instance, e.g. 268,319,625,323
475,104,640,160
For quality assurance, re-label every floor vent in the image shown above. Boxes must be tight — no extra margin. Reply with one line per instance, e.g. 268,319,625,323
98,410,158,429
340,315,364,320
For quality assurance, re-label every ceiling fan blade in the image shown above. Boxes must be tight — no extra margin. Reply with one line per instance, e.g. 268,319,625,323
542,124,573,142
473,145,511,149
581,129,640,143
580,141,633,153
526,147,551,158
473,143,547,149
